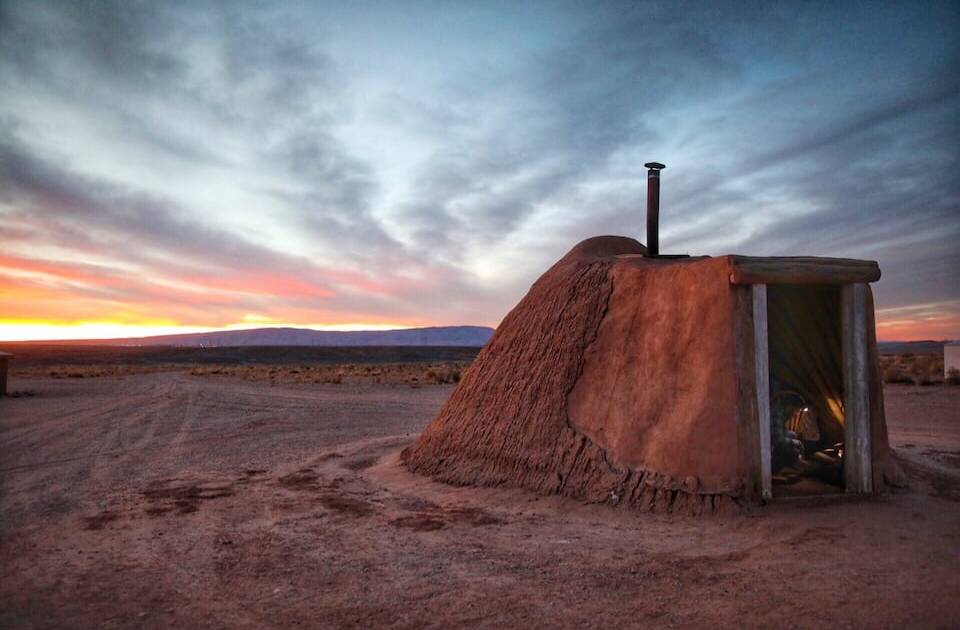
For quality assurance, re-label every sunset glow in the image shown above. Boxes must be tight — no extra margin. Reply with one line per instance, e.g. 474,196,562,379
0,320,417,342
0,321,215,342
874,302,960,342
1,2,957,342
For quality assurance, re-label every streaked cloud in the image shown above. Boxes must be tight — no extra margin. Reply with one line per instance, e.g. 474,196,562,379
0,0,957,340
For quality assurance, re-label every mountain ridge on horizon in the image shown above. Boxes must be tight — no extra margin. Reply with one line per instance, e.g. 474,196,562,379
3,325,495,347
0,328,952,350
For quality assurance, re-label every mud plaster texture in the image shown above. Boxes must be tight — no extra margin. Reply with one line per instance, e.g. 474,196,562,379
402,236,902,515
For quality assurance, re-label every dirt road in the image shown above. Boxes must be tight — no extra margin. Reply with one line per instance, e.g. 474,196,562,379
1,374,958,629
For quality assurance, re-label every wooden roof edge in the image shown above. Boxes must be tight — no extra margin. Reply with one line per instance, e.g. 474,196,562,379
726,255,881,285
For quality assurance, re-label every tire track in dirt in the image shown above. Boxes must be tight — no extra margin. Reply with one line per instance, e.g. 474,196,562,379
3,376,959,628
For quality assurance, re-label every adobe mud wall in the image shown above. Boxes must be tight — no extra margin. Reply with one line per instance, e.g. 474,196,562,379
402,236,903,514
402,237,743,515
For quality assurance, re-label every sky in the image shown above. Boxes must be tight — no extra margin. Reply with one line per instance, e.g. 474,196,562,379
0,0,957,341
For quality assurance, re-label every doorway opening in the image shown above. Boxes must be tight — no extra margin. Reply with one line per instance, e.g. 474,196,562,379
767,284,845,497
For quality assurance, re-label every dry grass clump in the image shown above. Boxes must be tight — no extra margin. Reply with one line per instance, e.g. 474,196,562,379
880,353,947,386
16,364,188,379
423,366,461,384
188,362,467,386
12,361,468,386
947,368,960,386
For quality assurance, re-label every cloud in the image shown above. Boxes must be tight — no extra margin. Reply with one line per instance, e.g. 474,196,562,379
0,132,434,321
0,0,957,337
388,4,740,261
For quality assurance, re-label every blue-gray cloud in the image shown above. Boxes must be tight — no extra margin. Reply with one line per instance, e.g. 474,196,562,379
0,0,957,336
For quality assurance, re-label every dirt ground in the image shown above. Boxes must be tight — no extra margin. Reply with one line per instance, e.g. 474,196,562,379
1,371,958,629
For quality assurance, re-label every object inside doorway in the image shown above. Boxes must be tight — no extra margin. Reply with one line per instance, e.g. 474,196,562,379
771,390,844,494
767,284,846,497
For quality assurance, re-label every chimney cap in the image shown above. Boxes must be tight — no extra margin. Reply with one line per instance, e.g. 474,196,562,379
644,162,666,170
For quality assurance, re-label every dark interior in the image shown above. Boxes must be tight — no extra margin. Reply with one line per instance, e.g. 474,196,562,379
767,284,845,497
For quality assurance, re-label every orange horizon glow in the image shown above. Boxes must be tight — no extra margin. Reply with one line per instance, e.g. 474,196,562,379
0,310,955,343
0,320,432,342
0,251,470,342
874,303,960,342
2,252,956,344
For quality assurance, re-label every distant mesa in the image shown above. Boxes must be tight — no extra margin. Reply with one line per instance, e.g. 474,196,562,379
15,326,495,347
877,340,953,355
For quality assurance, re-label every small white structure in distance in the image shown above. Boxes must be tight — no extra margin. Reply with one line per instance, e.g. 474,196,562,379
945,343,960,379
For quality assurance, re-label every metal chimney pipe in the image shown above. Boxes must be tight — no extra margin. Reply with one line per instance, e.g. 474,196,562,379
644,161,665,256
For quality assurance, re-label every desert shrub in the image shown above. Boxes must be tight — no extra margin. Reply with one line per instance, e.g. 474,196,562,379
916,356,943,385
947,368,960,386
881,353,944,385
882,366,913,385
424,365,461,384
134,359,473,385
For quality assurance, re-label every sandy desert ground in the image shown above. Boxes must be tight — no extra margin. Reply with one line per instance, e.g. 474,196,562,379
1,365,958,629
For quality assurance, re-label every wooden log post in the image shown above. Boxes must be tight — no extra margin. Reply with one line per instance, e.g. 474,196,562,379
751,285,772,500
734,285,762,501
842,284,873,494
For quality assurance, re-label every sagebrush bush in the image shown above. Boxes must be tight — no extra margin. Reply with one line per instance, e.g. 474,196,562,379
882,366,913,385
947,368,960,386
879,353,945,385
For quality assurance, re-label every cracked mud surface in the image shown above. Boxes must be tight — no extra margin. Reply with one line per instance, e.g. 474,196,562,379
1,374,958,629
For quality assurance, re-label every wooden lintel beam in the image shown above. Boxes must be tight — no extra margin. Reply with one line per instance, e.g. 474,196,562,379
729,256,881,285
